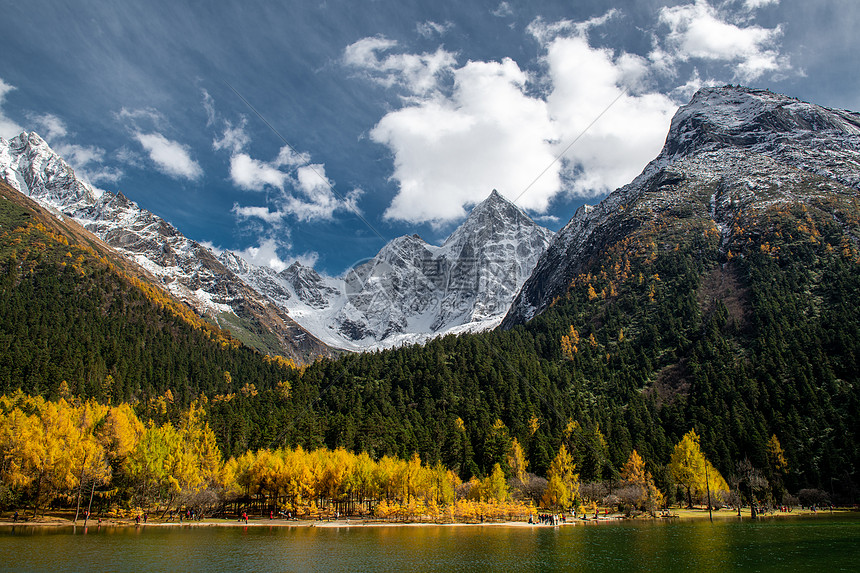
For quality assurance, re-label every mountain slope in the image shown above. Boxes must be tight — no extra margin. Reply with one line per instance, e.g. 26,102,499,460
503,86,860,328
224,190,554,351
0,178,301,403
0,132,330,363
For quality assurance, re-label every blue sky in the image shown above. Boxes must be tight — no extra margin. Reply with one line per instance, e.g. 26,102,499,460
1,0,858,275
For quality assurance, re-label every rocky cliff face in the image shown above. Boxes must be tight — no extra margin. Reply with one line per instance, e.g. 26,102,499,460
229,190,554,351
503,86,860,328
0,132,331,363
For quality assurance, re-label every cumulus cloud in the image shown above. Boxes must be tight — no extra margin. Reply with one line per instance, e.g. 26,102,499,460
229,152,289,190
652,0,790,82
345,2,793,225
538,30,677,197
225,141,359,221
208,102,361,224
0,78,24,138
232,204,285,224
133,132,203,181
371,57,559,223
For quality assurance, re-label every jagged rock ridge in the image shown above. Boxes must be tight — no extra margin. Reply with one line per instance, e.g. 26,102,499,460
225,190,554,351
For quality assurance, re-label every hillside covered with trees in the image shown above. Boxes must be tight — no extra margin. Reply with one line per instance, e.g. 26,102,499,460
0,171,857,516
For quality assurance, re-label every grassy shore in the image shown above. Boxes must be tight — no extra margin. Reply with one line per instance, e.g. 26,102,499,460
1,506,852,528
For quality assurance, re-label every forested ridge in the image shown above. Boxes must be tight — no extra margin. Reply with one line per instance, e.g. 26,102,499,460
0,177,857,515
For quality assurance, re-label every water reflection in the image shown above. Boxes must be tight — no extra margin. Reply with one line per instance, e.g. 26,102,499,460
0,515,857,572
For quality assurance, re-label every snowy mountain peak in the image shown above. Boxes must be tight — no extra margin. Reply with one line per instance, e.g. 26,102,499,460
0,132,330,363
0,131,102,210
660,86,860,190
225,189,554,351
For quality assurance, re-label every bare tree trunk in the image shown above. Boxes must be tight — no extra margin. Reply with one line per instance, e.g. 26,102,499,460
85,480,96,525
74,456,89,524
705,465,713,522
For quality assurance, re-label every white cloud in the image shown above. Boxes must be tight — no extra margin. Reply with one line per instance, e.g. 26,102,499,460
371,57,559,223
417,21,452,38
343,36,456,95
539,32,677,197
232,237,291,272
229,152,288,190
232,204,286,224
742,0,779,10
213,119,251,154
206,94,358,230
0,78,24,138
227,147,361,221
134,132,203,180
492,2,513,18
653,0,789,82
345,2,794,225
32,113,68,141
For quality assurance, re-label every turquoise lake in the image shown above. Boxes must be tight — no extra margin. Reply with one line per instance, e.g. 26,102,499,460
1,514,857,572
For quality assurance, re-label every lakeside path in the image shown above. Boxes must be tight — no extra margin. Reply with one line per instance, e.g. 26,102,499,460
2,508,852,529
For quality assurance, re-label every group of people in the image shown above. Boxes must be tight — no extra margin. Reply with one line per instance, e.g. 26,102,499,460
530,513,567,525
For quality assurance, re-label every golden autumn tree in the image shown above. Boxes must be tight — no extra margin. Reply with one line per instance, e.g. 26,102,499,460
560,325,580,360
124,401,222,514
476,463,508,503
507,438,528,484
618,449,663,514
669,430,728,508
766,434,787,477
542,443,579,509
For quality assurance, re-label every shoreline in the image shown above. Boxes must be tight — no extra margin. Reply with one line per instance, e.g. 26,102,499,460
2,508,852,529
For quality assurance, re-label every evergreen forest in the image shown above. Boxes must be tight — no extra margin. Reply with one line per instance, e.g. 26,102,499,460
0,180,857,518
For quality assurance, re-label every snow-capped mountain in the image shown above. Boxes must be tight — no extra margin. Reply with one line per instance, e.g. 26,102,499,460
503,85,860,328
0,132,331,363
224,190,554,351
0,130,553,355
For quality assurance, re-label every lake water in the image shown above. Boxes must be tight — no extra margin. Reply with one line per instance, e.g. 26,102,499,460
0,515,857,572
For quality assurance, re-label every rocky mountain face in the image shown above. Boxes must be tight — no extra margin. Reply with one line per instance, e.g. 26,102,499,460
502,85,860,328
0,132,331,363
225,190,554,351
0,132,553,355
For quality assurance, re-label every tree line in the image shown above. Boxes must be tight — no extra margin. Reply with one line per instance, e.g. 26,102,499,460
0,172,857,509
3,392,760,521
